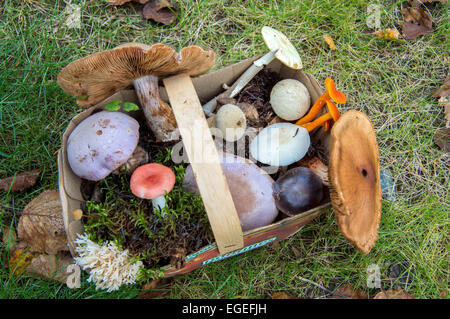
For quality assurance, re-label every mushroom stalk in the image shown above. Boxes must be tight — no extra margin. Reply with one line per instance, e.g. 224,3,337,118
132,75,178,142
202,50,277,116
152,195,166,211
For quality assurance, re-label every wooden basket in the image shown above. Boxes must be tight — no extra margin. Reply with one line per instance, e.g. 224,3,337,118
58,56,332,277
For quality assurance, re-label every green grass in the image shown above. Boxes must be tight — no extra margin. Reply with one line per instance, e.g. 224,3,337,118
1,0,449,299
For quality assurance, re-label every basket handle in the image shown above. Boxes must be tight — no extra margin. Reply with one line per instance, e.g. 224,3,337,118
163,74,244,255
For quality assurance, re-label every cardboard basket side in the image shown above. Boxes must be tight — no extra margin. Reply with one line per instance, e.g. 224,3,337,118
58,56,330,277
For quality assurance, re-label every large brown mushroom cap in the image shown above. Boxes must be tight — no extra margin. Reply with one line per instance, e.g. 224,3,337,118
328,110,382,254
57,43,215,107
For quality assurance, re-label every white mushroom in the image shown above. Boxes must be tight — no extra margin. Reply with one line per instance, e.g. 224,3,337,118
249,122,310,167
270,79,310,121
215,104,247,142
202,26,302,116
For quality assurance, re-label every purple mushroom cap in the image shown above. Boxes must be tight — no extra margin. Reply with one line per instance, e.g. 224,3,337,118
67,111,140,181
184,152,279,232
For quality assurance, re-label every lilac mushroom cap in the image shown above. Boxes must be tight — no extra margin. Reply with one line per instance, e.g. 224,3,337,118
183,152,279,232
67,111,140,181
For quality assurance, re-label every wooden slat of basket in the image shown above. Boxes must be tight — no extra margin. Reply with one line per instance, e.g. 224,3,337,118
163,73,244,255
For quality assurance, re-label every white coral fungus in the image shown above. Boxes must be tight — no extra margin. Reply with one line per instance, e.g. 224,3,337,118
74,234,143,292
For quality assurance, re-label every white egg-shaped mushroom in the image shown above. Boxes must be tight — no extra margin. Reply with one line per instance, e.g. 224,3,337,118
215,104,247,142
183,152,279,232
67,111,140,181
270,79,310,121
250,122,310,167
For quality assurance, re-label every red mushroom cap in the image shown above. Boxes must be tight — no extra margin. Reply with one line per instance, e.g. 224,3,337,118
130,163,175,199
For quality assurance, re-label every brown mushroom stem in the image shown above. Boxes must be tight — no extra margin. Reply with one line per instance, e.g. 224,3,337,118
133,75,178,142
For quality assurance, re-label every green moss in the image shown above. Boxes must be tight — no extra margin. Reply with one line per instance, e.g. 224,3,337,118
81,148,213,281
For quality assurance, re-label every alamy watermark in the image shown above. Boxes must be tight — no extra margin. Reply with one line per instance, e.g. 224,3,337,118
366,4,381,30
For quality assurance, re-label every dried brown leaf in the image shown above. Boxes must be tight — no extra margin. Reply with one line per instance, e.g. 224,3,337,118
17,190,68,254
0,168,41,192
2,226,18,250
143,0,176,25
331,284,367,299
438,96,450,128
139,278,173,299
9,247,39,276
108,0,149,5
432,76,450,98
434,128,450,152
373,289,415,299
402,7,433,40
271,292,303,299
323,34,337,50
23,251,75,284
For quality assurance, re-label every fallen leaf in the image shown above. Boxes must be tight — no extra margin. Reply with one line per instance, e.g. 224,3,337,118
108,0,149,5
373,289,415,299
23,251,75,284
291,246,301,258
432,76,450,98
402,7,433,40
438,96,450,128
331,284,367,299
408,0,447,4
139,278,172,299
271,292,303,299
9,247,39,276
0,168,41,192
143,0,176,25
434,128,450,152
323,34,337,50
2,226,18,251
17,190,68,255
371,28,402,41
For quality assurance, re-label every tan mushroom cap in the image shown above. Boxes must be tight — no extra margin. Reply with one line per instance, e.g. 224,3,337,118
328,110,382,254
57,43,215,107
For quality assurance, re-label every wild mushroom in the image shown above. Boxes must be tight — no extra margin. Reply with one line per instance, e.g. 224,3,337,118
215,104,247,142
270,79,310,121
298,157,330,186
249,122,310,167
66,111,140,181
112,145,148,175
57,43,215,142
202,26,302,116
130,163,176,211
328,110,382,254
273,167,324,216
300,100,340,132
183,153,278,232
296,77,346,127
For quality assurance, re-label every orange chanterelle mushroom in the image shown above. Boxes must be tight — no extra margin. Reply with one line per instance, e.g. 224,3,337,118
296,77,346,132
